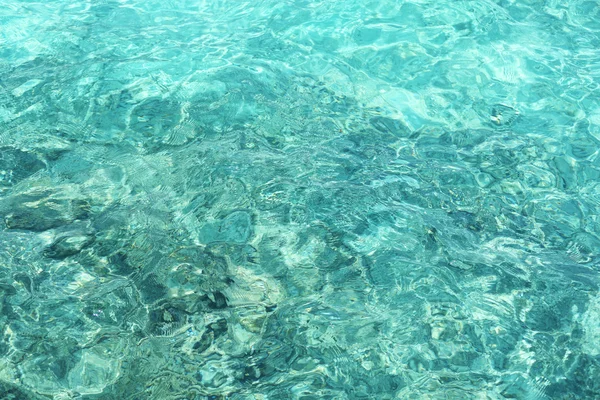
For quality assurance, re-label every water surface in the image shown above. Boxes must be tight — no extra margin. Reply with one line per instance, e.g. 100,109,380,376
1,0,600,398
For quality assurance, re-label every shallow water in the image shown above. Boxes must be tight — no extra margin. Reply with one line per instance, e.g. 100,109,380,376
1,0,600,398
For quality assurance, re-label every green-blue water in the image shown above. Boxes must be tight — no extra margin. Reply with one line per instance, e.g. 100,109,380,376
1,1,600,398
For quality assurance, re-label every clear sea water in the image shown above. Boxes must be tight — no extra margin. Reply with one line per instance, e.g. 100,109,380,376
1,0,600,399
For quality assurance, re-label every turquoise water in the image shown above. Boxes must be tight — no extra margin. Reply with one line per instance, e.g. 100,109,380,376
1,0,600,398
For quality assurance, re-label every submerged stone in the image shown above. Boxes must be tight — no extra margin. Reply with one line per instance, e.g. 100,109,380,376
0,147,45,188
4,198,90,231
198,211,252,244
43,224,96,259
2,188,90,232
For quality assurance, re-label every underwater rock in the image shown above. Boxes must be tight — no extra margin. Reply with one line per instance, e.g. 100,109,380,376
139,274,169,304
2,188,90,231
192,319,228,354
147,303,188,337
0,380,50,400
21,134,72,161
192,330,213,353
206,291,228,309
198,210,252,244
107,250,137,275
5,198,89,231
489,104,520,127
369,116,410,137
0,147,45,188
43,224,96,259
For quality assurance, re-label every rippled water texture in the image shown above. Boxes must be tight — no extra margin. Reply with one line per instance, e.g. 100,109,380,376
1,0,600,398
